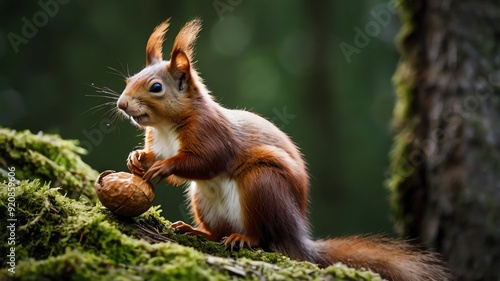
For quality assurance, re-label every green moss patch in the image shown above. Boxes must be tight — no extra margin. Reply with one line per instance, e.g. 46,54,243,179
0,128,98,202
0,128,383,280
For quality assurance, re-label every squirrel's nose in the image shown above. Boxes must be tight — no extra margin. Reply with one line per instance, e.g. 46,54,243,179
117,97,128,110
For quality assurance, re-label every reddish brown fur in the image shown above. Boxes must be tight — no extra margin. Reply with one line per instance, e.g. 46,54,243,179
146,19,170,66
118,19,452,281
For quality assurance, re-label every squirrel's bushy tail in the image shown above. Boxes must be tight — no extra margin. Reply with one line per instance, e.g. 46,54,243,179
312,235,451,281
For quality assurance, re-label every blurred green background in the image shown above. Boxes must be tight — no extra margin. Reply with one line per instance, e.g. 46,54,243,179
0,1,399,238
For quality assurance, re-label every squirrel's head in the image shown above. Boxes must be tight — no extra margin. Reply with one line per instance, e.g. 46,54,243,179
117,18,203,127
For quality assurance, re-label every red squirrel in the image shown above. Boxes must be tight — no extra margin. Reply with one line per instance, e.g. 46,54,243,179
116,18,451,281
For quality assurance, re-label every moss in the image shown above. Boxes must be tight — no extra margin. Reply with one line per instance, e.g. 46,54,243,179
386,0,423,234
0,180,382,280
0,128,98,202
0,128,383,280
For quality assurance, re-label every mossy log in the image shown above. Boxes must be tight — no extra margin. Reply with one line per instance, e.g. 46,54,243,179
0,128,98,202
0,128,383,280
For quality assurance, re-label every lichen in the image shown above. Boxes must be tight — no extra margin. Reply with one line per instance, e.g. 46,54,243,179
0,128,383,280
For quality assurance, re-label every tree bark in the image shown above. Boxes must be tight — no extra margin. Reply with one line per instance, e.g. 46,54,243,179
388,1,500,280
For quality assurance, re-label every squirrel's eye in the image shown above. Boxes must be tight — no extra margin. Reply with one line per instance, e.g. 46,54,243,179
149,82,163,93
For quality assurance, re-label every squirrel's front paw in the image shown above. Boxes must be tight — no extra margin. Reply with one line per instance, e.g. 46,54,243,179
143,160,171,183
127,150,147,177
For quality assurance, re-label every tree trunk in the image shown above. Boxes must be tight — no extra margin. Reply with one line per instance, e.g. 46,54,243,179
388,1,500,280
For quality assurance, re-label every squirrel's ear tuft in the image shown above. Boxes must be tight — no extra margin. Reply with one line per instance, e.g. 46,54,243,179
169,18,202,73
146,19,170,66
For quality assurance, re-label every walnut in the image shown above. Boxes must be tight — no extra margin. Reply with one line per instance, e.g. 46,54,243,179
95,170,155,217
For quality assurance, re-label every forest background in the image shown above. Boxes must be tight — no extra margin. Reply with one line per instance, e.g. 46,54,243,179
1,0,400,238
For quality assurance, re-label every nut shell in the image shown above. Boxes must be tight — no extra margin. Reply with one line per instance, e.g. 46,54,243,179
95,170,155,217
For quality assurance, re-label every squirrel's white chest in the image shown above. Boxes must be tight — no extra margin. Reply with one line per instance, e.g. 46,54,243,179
150,125,180,159
189,176,243,233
